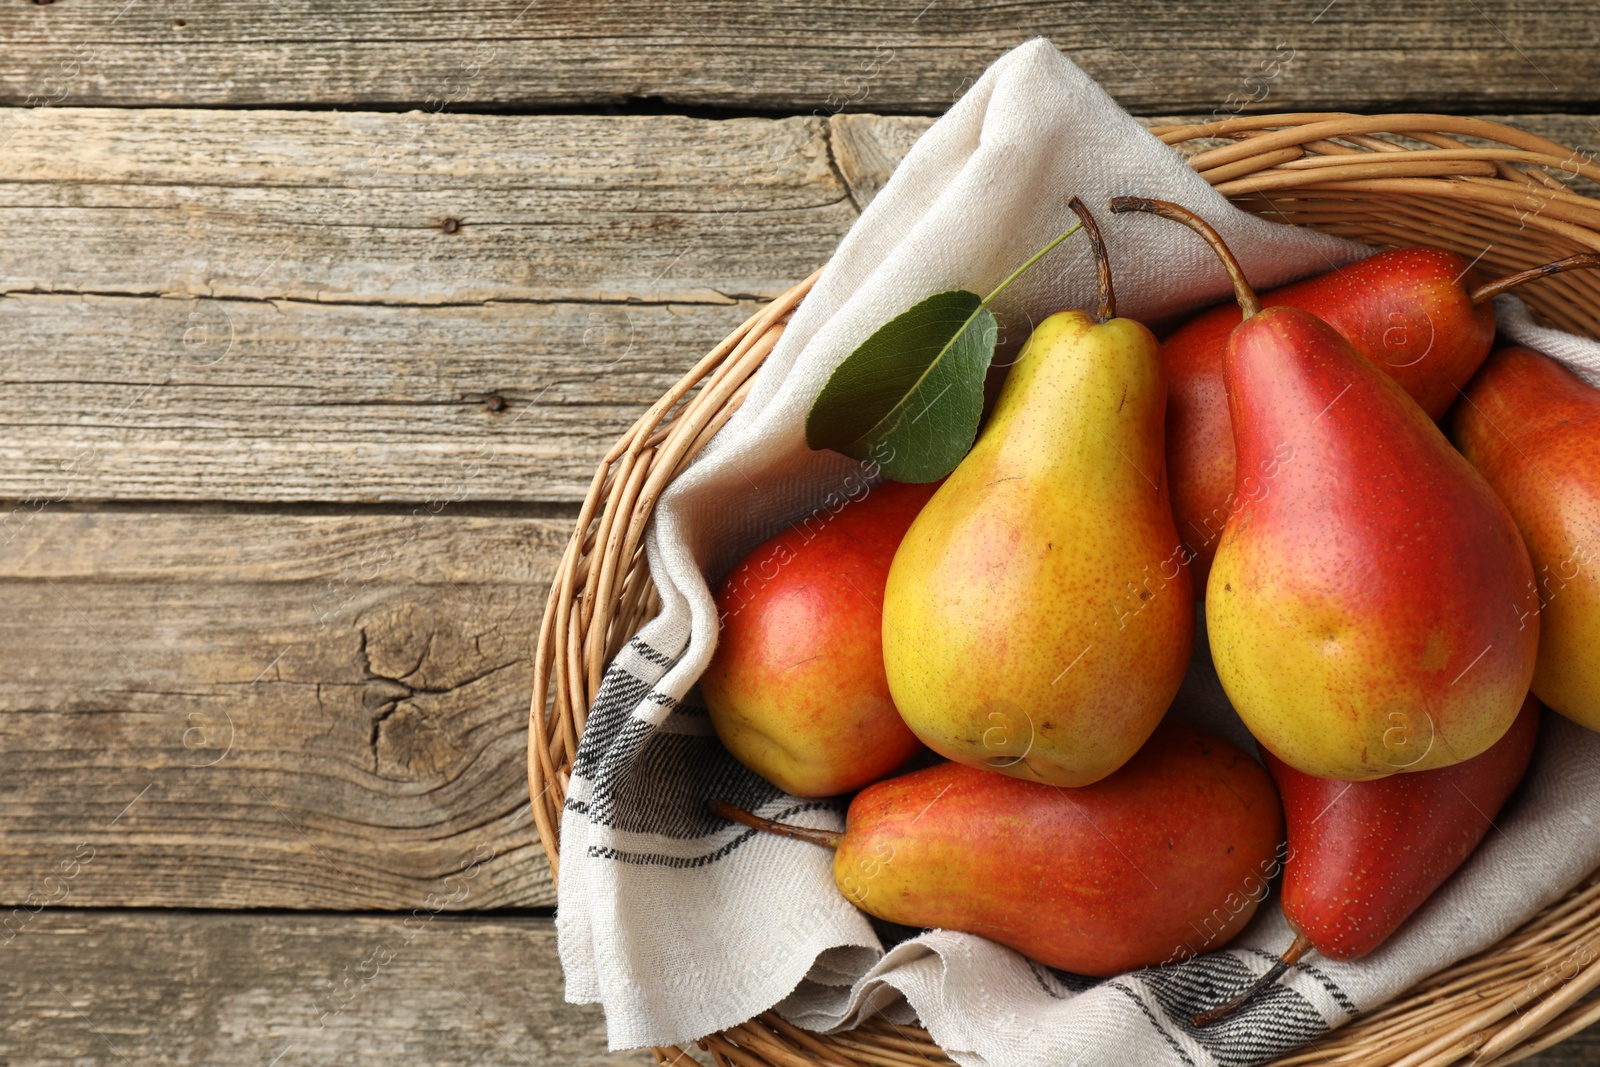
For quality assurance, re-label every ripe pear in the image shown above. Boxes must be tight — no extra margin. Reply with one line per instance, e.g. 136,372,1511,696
703,480,935,797
1269,693,1539,960
714,718,1284,976
1193,695,1539,1027
881,207,1193,787
1453,346,1600,730
1109,198,1538,781
1210,305,1538,779
1165,247,1498,586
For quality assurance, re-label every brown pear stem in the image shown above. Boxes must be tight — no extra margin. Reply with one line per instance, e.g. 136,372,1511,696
1468,252,1600,306
1068,196,1116,322
1192,931,1316,1027
1108,196,1262,319
708,800,843,850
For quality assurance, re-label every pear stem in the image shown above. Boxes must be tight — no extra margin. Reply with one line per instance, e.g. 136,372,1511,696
1068,196,1116,322
1108,196,1262,319
980,220,1084,307
708,800,843,850
1191,931,1316,1028
1468,252,1600,306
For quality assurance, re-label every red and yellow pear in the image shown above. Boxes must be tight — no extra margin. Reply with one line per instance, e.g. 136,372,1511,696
1454,346,1600,730
714,718,1284,976
1111,197,1538,780
1194,695,1540,1027
702,479,935,797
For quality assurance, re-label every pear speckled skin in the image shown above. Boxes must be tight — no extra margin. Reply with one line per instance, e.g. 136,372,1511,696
1165,248,1495,586
1269,694,1539,960
1208,306,1539,780
703,480,936,797
882,309,1193,788
1453,347,1600,730
833,719,1284,976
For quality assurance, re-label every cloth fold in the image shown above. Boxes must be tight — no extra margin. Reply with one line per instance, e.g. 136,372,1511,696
556,38,1600,1065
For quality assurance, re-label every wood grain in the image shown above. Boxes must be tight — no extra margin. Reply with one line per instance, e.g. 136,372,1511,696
0,108,845,304
1530,1029,1600,1065
0,911,645,1066
828,113,933,211
2,2,1598,115
0,106,848,502
0,510,569,909
0,291,760,503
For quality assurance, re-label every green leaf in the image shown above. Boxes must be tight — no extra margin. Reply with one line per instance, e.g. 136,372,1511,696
803,218,1083,483
805,290,998,483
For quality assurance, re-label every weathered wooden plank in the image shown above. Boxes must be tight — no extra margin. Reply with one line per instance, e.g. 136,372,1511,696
0,511,569,909
828,114,933,211
0,293,758,503
2,910,1594,1065
0,108,845,305
3,2,1599,114
1,912,644,1066
0,106,851,503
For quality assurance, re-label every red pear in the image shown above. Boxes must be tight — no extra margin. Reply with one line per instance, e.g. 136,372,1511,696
714,718,1284,976
703,479,935,797
1268,693,1540,960
1193,695,1540,1026
1453,346,1600,731
1167,249,1599,584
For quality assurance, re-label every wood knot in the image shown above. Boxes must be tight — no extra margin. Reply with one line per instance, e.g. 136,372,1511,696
483,394,507,413
438,217,463,234
373,701,462,782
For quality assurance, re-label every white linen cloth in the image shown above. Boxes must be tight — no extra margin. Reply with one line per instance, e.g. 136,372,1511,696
556,38,1600,1066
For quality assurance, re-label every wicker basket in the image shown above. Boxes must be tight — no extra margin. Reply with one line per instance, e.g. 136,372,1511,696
529,114,1600,1067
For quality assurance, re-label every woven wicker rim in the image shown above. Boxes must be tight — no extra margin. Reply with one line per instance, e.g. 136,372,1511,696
529,113,1600,1067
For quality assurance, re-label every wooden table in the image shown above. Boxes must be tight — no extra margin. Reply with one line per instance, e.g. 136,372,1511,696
2,3,1597,1063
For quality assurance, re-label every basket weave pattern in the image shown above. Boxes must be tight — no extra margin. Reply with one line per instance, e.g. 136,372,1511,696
529,115,1600,1067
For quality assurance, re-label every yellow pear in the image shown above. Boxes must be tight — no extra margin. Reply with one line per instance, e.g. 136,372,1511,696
882,212,1193,787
